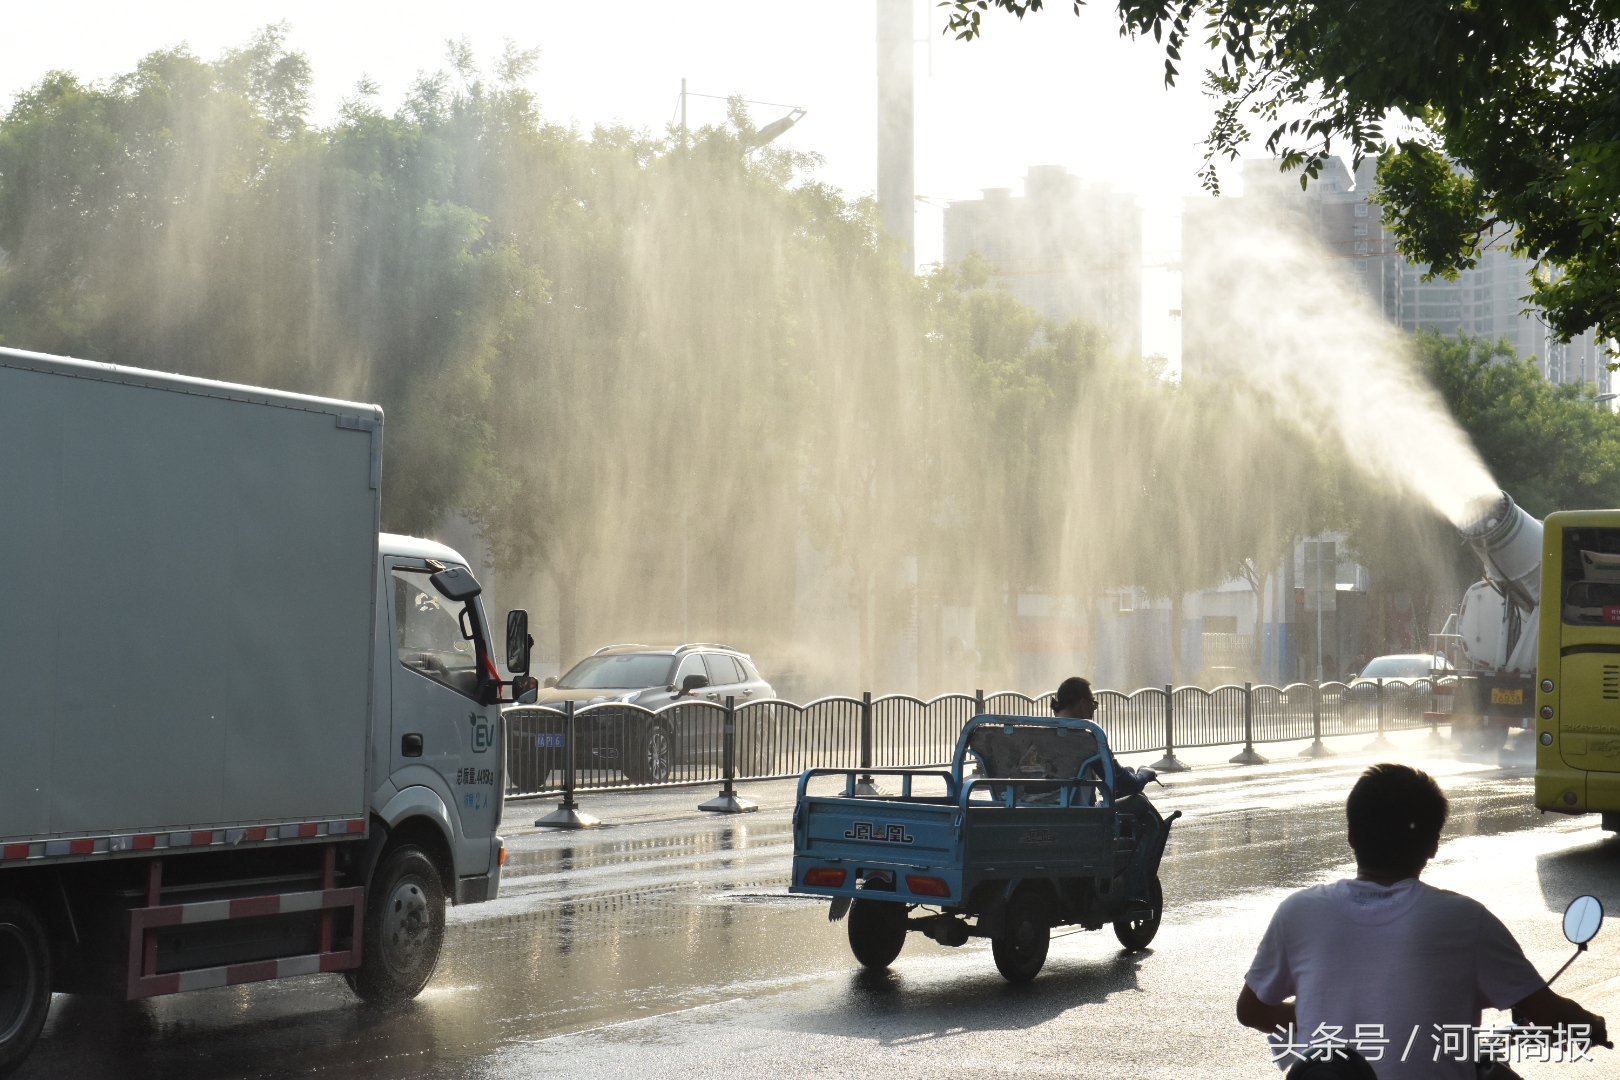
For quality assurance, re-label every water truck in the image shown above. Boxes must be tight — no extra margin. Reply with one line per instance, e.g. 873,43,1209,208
1447,491,1542,746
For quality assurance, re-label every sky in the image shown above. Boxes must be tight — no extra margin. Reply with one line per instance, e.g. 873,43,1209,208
0,0,1253,364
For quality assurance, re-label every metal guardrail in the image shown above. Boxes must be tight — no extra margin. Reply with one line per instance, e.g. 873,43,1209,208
503,678,1445,798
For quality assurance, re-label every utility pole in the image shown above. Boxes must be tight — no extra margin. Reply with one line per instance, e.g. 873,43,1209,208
876,0,915,268
680,77,687,141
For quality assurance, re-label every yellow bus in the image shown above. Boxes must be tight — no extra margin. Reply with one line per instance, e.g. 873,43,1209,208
1536,510,1620,826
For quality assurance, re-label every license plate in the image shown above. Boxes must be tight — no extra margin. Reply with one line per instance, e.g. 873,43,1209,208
535,733,567,748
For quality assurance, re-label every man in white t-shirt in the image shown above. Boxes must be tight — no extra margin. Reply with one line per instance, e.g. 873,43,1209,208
1237,763,1608,1079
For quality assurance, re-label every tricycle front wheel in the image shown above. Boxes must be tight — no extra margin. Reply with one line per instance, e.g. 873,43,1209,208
847,898,908,969
992,892,1050,983
1113,875,1163,951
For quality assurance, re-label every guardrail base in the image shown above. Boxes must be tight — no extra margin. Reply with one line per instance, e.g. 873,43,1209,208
698,792,759,813
535,805,602,829
1299,739,1335,759
1150,753,1189,773
1364,734,1396,753
1228,746,1268,766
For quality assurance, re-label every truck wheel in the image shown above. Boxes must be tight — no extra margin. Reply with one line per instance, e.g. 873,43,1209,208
627,722,675,785
847,899,908,969
346,846,445,1003
992,891,1050,983
0,899,52,1077
1114,875,1163,951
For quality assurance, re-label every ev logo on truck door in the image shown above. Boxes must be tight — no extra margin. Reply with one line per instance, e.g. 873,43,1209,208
469,712,495,752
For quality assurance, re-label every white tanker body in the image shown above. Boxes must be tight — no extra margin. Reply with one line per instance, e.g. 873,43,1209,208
1448,491,1543,744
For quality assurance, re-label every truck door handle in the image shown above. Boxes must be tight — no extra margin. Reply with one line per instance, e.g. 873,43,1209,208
401,733,423,757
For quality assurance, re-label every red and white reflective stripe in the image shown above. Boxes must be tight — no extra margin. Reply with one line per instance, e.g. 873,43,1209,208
137,950,359,997
2,819,366,863
127,885,365,1000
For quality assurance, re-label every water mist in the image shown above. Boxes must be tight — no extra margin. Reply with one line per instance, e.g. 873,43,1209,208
1181,205,1500,526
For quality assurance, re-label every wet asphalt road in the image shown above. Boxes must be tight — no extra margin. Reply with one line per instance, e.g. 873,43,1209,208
16,729,1620,1080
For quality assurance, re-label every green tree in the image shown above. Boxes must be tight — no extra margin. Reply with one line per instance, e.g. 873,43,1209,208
945,1,1620,345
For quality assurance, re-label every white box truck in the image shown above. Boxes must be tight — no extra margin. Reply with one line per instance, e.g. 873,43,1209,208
0,348,539,1073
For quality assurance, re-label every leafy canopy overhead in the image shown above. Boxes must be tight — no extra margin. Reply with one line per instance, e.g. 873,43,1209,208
944,1,1620,345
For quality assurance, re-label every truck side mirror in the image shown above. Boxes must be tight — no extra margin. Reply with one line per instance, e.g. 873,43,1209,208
430,565,481,601
681,673,710,695
506,609,532,674
512,676,539,705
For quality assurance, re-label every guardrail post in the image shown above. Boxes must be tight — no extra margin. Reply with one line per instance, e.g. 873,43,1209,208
1426,681,1448,746
700,696,758,813
537,699,602,827
1300,680,1333,758
855,691,879,795
1366,677,1395,751
974,688,985,715
1151,684,1189,772
1230,682,1268,765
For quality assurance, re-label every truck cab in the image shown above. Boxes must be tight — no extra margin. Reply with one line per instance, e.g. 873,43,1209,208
373,535,507,902
1536,511,1620,822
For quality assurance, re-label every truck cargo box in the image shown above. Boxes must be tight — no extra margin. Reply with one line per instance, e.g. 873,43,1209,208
0,348,382,847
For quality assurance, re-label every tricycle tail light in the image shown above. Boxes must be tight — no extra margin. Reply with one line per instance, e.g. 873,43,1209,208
804,867,847,887
905,875,951,897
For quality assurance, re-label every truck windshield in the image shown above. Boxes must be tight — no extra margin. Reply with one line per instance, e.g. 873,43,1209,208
393,568,480,698
558,654,675,690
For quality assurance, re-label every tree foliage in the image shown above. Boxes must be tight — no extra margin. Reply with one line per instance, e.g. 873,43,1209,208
945,1,1620,345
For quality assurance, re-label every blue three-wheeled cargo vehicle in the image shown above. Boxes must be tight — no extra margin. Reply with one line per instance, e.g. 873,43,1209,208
789,713,1180,982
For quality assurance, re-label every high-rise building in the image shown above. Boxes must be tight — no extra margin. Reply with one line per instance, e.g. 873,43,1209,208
943,165,1143,356
1183,157,1610,390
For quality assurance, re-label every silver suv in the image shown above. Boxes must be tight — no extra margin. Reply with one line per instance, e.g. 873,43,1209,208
529,644,774,783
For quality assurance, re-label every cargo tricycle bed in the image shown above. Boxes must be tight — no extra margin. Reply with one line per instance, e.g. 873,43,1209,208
788,714,1179,982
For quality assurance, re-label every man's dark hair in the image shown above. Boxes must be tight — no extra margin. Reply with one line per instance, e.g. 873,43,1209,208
1346,764,1449,874
1053,676,1094,712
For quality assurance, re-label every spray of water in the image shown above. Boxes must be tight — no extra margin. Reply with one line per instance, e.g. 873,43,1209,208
1182,204,1499,526
0,33,1487,695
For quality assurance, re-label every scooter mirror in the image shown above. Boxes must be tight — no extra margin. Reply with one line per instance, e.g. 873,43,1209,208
1563,895,1604,945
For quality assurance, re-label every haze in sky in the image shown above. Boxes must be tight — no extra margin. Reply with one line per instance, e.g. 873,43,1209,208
0,0,1247,364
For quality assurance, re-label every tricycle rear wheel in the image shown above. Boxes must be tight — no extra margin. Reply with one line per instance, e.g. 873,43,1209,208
991,892,1049,983
1113,874,1163,951
847,899,908,969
